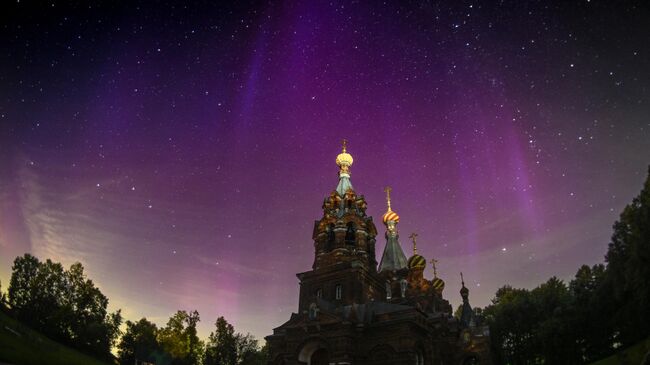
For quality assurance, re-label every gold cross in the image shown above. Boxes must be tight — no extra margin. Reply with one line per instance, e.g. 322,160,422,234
430,257,438,278
409,232,418,254
341,138,348,153
384,186,392,210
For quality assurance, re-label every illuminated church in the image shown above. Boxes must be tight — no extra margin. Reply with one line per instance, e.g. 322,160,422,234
266,142,491,365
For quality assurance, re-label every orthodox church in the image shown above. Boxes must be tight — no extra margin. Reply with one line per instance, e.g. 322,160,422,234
265,142,491,365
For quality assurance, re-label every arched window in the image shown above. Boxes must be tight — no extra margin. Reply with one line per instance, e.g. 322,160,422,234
345,222,356,245
308,303,320,320
326,224,335,250
298,340,328,365
316,288,322,299
335,284,342,300
312,349,329,365
400,279,408,297
415,350,425,365
369,345,396,365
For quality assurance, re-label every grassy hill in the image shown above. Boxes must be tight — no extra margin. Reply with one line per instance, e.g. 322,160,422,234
0,309,112,365
591,337,650,365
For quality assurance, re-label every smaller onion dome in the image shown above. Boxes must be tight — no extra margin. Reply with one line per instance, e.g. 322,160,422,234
460,284,469,296
459,272,469,297
432,277,445,292
382,210,400,224
408,254,426,270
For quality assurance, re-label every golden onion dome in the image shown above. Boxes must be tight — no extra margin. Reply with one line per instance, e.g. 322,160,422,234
335,151,353,167
408,254,426,270
335,139,353,168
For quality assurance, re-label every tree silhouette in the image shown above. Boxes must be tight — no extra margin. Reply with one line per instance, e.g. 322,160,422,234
157,310,203,365
606,166,650,346
204,316,237,365
0,279,6,307
483,285,535,364
6,254,122,359
235,332,261,364
569,264,614,361
118,317,162,365
484,166,650,364
204,316,266,365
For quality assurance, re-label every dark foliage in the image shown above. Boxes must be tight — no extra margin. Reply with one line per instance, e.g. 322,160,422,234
204,316,267,365
118,318,162,365
116,313,267,365
157,310,204,365
484,166,650,364
605,166,650,346
0,279,6,306
7,255,122,359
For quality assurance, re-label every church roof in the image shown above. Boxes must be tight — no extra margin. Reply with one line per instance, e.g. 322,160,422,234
459,273,476,328
378,234,408,272
460,301,475,328
378,186,408,272
336,173,354,197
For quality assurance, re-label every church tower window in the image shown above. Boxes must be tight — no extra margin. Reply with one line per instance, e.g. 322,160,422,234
345,222,356,245
335,284,342,300
327,224,335,250
316,288,322,299
415,350,424,365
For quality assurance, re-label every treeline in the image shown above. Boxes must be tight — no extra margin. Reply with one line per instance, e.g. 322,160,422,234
118,312,267,365
482,167,650,364
0,256,267,365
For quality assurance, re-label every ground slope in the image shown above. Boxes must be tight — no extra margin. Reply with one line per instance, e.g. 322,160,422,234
0,310,112,365
591,337,650,365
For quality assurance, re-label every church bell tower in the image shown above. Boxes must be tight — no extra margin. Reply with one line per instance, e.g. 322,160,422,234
297,140,384,312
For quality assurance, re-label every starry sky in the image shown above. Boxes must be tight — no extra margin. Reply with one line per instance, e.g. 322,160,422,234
1,1,649,341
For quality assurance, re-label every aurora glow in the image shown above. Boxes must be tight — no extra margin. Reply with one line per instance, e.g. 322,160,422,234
1,1,649,341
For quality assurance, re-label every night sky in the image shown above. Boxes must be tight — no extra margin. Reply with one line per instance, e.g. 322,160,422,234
1,1,649,341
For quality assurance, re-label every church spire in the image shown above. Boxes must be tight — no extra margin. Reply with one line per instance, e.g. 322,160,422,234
382,186,399,227
385,185,393,212
335,139,354,196
459,272,475,327
460,272,469,299
378,186,408,272
431,258,438,278
406,232,426,271
409,232,418,255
